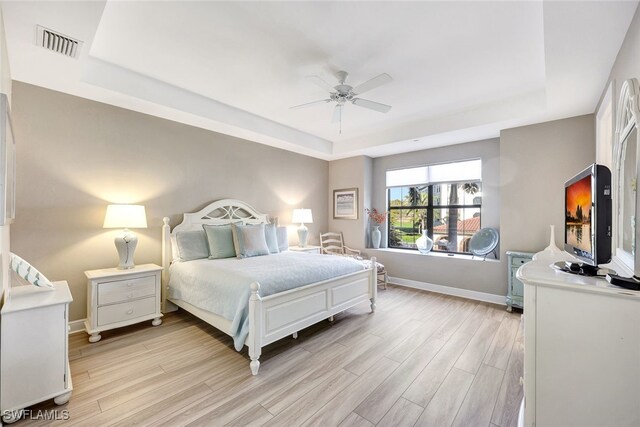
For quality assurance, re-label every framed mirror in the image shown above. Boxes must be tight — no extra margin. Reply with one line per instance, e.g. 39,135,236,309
613,78,640,273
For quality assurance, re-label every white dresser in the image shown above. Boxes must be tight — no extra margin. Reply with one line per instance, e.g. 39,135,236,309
84,264,163,343
1,281,73,423
518,255,640,426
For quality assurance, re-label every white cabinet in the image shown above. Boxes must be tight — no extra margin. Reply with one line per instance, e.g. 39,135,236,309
84,264,162,343
518,257,640,426
1,281,73,423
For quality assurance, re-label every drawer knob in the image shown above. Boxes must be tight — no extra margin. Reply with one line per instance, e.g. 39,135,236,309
127,283,133,287
127,292,133,299
126,309,134,315
519,376,524,386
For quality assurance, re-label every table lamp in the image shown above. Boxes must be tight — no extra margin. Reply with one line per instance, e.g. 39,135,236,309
103,204,148,269
292,208,313,247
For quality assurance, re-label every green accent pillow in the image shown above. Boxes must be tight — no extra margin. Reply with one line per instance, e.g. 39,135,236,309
264,223,280,254
175,230,209,261
203,224,238,259
276,226,289,252
231,223,270,259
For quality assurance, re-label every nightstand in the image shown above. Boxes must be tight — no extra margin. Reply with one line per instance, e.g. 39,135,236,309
288,245,321,254
84,264,163,343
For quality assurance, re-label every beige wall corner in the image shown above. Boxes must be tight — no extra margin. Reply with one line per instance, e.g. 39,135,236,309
11,82,329,321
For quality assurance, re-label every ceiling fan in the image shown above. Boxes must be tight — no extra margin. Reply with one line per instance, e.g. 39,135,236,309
290,71,392,132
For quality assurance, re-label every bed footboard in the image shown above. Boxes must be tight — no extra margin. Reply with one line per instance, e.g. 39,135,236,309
247,258,377,375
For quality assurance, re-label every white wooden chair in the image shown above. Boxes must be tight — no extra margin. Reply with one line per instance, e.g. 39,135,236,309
319,232,388,289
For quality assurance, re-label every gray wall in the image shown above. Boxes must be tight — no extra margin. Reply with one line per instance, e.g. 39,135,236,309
12,82,329,321
327,156,373,249
500,114,595,285
601,5,640,108
369,138,504,296
362,115,595,299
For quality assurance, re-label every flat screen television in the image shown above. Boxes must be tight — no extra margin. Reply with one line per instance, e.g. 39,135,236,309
564,163,612,274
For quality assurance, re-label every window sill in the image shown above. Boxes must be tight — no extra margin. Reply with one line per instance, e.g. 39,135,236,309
369,248,501,263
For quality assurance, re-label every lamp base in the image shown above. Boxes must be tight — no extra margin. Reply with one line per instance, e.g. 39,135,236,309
297,224,308,248
115,229,138,270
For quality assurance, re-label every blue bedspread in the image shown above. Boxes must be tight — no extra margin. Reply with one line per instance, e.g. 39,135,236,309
168,252,365,350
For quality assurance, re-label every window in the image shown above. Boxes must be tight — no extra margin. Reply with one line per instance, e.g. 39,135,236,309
387,160,482,254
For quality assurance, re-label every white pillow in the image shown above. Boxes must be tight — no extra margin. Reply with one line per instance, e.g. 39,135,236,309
10,253,54,288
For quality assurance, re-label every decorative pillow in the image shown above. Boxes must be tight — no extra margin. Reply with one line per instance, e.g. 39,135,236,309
203,224,238,259
231,223,270,259
9,253,54,288
264,223,280,254
276,226,289,252
175,230,209,261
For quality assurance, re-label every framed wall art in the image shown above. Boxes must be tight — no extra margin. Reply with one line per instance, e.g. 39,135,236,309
333,188,358,220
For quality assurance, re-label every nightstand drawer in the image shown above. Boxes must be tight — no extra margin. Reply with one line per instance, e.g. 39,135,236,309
98,275,156,305
97,296,156,326
511,257,530,267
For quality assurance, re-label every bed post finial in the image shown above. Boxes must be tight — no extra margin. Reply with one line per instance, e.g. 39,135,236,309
248,281,262,375
163,217,170,226
250,282,260,296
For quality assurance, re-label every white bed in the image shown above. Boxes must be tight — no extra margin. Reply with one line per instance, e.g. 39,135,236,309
161,199,377,375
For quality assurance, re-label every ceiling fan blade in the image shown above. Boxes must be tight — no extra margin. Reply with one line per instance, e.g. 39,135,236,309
352,73,392,95
289,99,331,110
352,98,392,113
332,104,342,123
306,75,336,93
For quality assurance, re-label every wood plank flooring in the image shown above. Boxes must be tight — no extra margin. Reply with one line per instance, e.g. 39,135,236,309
16,285,523,426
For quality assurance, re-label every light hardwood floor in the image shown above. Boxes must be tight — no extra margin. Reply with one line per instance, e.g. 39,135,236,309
17,285,523,427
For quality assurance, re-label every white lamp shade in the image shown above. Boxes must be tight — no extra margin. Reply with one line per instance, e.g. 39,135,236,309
103,204,148,229
292,208,313,224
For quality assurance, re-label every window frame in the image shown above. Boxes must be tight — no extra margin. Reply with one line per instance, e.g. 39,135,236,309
387,180,482,254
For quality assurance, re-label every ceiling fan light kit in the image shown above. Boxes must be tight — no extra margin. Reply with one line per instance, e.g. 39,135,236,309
290,70,393,133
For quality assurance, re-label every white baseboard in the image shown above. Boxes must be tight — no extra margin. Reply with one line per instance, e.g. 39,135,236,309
68,319,86,335
389,276,505,306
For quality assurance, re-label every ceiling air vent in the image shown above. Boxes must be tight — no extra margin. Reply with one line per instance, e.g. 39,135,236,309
36,25,83,59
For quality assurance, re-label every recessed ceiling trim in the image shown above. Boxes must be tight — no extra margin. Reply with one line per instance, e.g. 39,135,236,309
36,25,83,59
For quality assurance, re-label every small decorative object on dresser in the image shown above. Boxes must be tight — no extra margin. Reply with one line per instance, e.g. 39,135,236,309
291,208,313,247
84,264,163,343
288,245,321,254
505,250,533,312
103,204,148,269
1,281,73,424
365,208,387,249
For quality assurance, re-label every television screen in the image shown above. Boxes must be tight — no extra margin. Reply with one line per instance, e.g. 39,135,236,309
564,163,611,270
565,174,592,255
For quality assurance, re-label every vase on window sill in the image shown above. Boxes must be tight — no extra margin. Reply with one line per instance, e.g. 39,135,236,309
416,229,434,254
371,226,381,249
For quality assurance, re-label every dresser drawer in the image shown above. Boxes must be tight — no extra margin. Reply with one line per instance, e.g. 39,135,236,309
511,257,531,267
98,275,156,306
97,296,156,326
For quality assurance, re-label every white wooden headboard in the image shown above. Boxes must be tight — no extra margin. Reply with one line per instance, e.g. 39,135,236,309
161,199,270,311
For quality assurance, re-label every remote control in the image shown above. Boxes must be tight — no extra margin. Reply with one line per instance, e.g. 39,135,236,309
605,274,640,291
